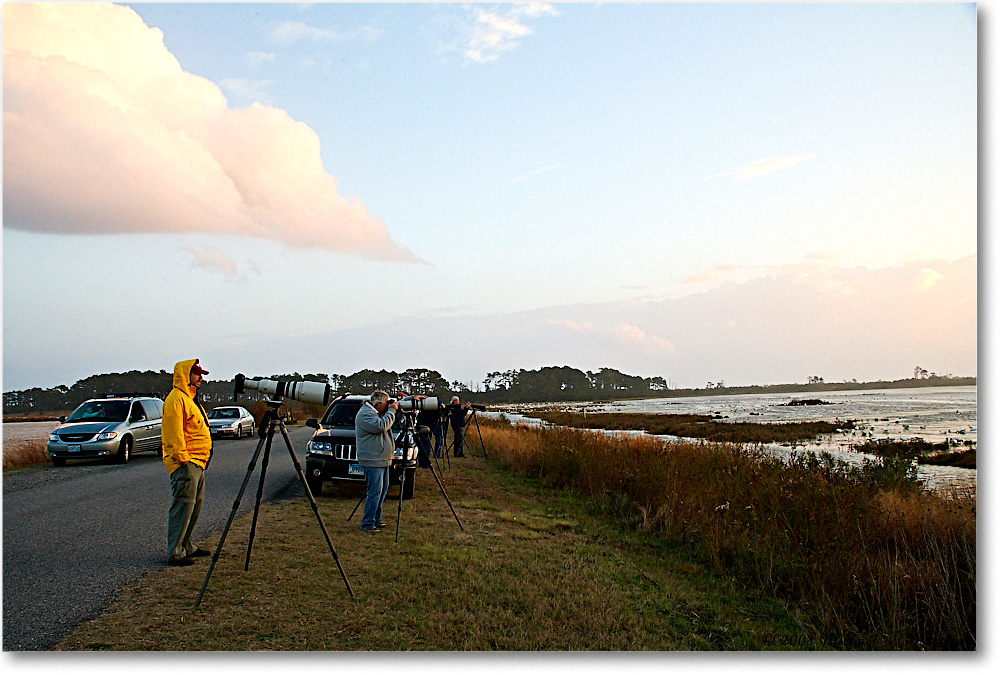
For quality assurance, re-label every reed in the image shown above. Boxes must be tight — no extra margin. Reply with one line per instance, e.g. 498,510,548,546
478,418,975,650
2,439,51,471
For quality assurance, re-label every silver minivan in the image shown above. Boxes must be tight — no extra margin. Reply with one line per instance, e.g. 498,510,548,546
47,396,163,466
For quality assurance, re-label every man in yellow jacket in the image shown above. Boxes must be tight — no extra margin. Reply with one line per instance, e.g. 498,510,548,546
162,358,214,566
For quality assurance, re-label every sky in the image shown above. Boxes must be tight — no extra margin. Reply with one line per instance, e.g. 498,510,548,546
1,1,981,393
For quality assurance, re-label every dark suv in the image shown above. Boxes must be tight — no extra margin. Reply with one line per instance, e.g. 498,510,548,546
304,395,418,499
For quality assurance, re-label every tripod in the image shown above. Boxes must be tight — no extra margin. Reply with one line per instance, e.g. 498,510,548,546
195,400,354,607
348,412,464,542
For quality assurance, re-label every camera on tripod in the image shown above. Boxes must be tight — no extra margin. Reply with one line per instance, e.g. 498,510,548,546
234,373,333,407
389,396,441,413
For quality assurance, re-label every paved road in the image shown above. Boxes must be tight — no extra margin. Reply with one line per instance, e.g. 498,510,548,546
3,424,313,651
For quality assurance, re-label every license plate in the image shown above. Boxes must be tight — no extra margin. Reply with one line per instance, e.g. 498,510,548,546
348,464,363,476
68,445,80,453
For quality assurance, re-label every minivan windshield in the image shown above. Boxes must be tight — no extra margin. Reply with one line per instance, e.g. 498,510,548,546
66,400,130,423
321,400,364,427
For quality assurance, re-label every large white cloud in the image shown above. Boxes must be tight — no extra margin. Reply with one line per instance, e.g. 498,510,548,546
2,2,415,260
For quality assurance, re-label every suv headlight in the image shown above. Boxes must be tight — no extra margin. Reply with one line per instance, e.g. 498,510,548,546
97,431,118,441
49,432,59,442
307,440,333,455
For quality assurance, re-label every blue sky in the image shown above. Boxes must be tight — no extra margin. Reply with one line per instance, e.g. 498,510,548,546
2,2,979,392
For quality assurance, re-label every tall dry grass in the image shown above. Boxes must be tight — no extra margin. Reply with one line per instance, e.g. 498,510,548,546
2,439,51,471
477,418,975,650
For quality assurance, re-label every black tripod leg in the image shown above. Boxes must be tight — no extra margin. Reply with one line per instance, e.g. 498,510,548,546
243,422,276,571
277,421,355,598
426,461,464,531
473,412,488,460
195,421,270,608
347,491,365,522
394,463,406,543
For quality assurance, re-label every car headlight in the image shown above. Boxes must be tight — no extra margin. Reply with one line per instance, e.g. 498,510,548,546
97,431,118,441
49,433,59,442
307,440,333,455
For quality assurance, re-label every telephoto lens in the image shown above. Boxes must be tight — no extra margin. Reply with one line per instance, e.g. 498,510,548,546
237,376,333,407
398,397,441,412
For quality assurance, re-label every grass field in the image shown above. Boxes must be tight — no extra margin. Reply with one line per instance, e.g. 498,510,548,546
55,454,816,650
54,419,974,651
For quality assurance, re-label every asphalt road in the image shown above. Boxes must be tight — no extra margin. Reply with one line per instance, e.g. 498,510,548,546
2,424,313,651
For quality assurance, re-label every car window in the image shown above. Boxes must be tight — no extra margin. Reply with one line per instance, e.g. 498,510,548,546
141,400,161,420
66,400,130,423
129,401,147,421
321,401,364,427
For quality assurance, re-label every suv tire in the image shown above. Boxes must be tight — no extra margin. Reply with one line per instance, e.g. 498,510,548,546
52,457,66,467
307,475,323,497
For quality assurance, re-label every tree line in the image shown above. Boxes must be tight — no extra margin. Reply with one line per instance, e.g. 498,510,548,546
2,365,976,417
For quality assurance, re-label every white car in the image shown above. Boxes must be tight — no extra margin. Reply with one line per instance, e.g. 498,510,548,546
206,406,256,438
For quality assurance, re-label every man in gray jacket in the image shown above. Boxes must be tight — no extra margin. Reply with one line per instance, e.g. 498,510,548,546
355,390,398,533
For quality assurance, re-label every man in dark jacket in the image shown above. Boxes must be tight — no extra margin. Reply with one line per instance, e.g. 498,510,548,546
449,396,471,457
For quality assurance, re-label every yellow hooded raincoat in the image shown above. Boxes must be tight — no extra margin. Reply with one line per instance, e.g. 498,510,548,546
162,358,213,474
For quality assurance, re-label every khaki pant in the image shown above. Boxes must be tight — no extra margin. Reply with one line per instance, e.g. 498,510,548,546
167,462,205,560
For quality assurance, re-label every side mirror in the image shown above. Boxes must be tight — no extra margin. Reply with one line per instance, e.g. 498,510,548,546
306,418,319,429
58,416,66,424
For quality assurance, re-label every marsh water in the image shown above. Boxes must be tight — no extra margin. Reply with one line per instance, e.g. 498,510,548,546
497,385,977,494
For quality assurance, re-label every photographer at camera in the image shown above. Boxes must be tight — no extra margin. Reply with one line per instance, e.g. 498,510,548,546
449,396,472,458
355,390,398,534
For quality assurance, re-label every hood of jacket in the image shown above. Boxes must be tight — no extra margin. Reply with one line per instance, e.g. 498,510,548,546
172,358,200,398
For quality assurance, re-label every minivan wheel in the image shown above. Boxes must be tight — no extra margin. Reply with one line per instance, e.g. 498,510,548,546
115,437,132,464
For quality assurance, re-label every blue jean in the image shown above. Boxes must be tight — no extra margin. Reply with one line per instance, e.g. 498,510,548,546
361,465,390,530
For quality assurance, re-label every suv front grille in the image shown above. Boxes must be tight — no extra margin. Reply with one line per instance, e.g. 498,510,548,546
60,433,96,442
334,444,356,461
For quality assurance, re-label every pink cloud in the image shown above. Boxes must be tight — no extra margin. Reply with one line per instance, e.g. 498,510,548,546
548,319,677,356
2,3,416,261
185,245,237,277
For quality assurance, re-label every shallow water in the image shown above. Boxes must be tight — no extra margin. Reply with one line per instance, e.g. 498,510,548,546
497,386,977,494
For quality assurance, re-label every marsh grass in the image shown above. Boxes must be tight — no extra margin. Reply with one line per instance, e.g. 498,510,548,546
2,439,50,471
530,411,852,445
56,454,814,651
852,439,977,469
481,420,975,650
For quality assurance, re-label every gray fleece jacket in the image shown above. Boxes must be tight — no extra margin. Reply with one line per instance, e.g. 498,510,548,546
354,401,396,467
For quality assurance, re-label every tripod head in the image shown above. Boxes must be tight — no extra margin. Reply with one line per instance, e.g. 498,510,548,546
392,409,430,468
